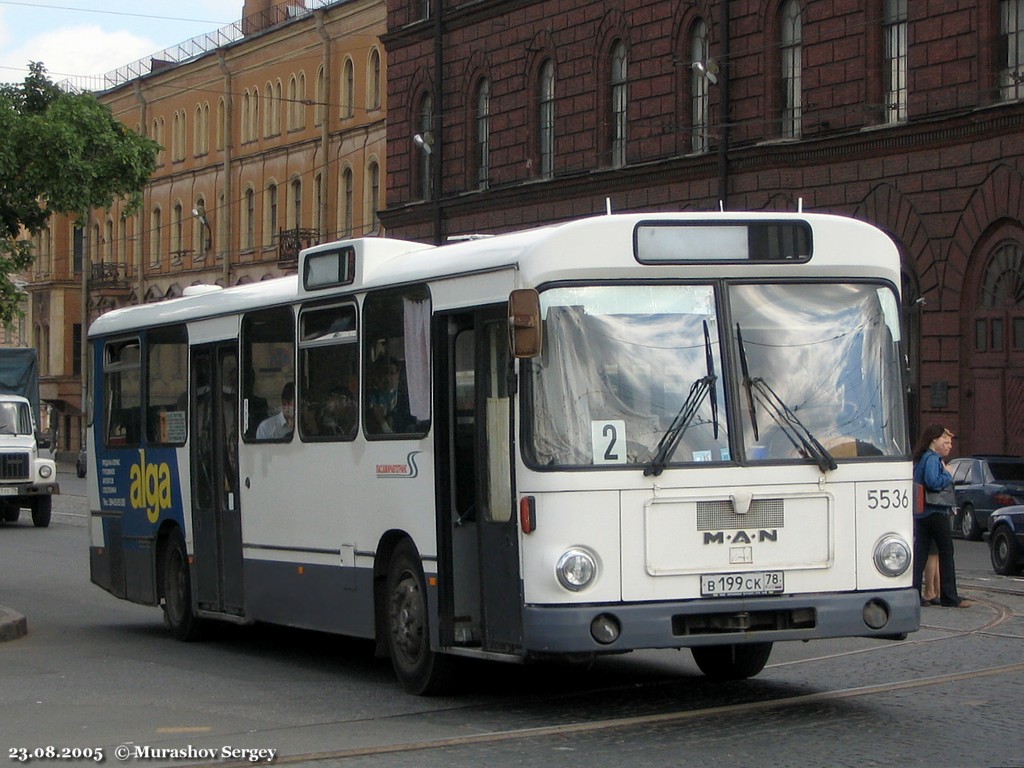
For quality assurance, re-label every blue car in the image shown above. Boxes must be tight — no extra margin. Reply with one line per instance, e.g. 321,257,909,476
947,455,1024,540
988,505,1024,576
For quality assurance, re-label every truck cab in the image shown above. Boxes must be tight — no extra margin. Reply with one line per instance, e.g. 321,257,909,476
0,394,59,527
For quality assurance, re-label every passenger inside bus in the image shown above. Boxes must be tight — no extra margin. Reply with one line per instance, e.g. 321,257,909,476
367,358,404,433
256,382,295,440
317,386,357,436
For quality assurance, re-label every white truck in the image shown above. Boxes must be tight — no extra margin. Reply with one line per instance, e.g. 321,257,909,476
0,350,59,528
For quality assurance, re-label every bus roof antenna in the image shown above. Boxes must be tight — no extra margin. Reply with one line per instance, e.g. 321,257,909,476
798,197,803,212
606,197,612,215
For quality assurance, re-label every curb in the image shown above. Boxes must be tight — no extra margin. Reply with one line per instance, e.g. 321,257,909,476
0,605,27,642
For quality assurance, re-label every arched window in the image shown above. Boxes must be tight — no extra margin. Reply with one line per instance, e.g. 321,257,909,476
342,58,355,119
610,41,627,167
217,98,226,150
538,60,555,178
315,66,326,126
150,207,162,266
368,48,382,111
104,219,114,261
367,160,380,232
883,0,908,122
313,172,323,235
251,89,259,141
289,73,306,130
417,93,433,200
289,178,302,230
1001,0,1024,100
341,167,354,238
977,241,1024,352
779,0,802,138
171,202,183,261
690,19,710,154
266,183,279,245
264,83,274,137
243,187,256,251
475,78,491,189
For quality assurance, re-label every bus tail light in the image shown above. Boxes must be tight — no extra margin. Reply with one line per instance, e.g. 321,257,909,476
520,496,536,534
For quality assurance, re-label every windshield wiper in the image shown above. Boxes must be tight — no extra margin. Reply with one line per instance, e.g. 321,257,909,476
644,321,718,477
735,324,836,473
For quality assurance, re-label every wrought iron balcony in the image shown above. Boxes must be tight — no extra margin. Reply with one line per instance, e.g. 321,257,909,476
278,227,320,269
89,261,133,288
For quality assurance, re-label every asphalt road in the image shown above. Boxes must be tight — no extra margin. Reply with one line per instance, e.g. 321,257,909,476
1,467,1023,768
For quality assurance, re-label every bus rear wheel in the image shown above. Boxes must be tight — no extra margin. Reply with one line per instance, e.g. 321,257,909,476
385,539,455,695
691,642,773,681
161,530,203,641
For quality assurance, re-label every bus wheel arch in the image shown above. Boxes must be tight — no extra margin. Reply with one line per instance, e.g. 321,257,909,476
379,533,455,695
157,524,203,641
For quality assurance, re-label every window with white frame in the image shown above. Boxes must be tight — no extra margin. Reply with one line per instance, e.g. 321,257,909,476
539,60,555,178
610,41,627,167
1001,0,1024,100
691,19,710,154
780,0,802,138
884,0,908,122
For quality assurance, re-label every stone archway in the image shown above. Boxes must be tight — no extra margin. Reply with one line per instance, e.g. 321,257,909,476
948,165,1024,456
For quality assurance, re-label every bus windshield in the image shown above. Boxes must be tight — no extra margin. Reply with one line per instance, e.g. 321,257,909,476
524,281,907,469
525,284,728,468
730,282,907,463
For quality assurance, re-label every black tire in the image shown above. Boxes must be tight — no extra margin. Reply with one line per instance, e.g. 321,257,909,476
385,539,455,695
990,526,1022,576
1,505,20,523
31,497,51,528
161,530,203,641
691,642,773,681
960,504,982,541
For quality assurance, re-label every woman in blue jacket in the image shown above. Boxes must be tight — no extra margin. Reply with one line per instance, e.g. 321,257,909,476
912,424,969,607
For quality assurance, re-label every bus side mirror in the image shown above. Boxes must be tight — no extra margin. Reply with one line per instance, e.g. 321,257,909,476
508,289,542,358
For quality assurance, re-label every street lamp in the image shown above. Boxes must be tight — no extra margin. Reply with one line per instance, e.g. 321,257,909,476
192,204,212,256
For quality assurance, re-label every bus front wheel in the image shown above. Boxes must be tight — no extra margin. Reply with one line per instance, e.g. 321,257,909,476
161,530,203,641
691,642,773,681
385,539,455,695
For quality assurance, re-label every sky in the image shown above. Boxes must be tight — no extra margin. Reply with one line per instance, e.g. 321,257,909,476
0,0,244,86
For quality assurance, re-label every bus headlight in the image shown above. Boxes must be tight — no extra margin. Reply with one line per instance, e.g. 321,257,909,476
39,465,53,479
873,534,911,577
556,548,598,591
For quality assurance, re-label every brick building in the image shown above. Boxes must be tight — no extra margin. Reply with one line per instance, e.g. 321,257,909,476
380,0,1024,455
23,0,387,455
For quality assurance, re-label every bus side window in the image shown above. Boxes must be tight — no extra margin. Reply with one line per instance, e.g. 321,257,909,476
299,303,358,440
104,339,141,447
242,306,295,442
362,286,431,438
146,325,188,445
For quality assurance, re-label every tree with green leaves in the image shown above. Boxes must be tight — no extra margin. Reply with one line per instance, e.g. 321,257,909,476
0,63,159,325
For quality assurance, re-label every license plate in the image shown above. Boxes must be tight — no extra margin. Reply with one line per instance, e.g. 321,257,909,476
700,570,785,597
0,487,16,496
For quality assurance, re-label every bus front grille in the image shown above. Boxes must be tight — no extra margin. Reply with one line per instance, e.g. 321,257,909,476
672,608,816,635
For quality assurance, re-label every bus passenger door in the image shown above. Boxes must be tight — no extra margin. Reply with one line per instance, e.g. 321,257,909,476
191,343,245,617
443,311,522,653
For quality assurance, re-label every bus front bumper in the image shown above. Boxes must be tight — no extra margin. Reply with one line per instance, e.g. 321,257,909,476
521,588,921,655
